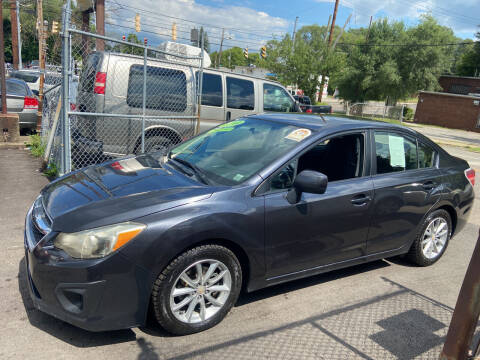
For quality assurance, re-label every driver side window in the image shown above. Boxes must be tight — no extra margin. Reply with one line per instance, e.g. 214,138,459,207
263,83,295,112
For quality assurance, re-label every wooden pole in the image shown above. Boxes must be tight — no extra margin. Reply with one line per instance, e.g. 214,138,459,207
366,15,373,42
9,0,19,70
218,28,225,68
95,0,105,51
0,0,7,114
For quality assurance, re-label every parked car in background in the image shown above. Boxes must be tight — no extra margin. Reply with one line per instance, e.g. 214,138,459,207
10,70,66,96
294,94,332,114
75,51,299,157
25,114,474,335
0,78,38,134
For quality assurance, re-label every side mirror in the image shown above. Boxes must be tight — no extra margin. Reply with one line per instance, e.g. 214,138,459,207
286,170,328,204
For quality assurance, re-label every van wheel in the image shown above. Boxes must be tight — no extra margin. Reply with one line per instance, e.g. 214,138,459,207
139,135,174,154
151,245,242,335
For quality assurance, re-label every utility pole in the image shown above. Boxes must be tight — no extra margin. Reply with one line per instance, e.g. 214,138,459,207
96,0,105,51
0,0,7,114
218,28,225,68
9,0,19,70
366,15,373,42
36,0,46,131
292,16,299,46
16,0,21,68
319,0,339,103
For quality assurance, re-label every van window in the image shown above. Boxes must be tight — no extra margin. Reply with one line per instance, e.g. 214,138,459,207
263,83,295,112
79,53,101,93
127,65,187,112
226,77,254,110
197,72,222,107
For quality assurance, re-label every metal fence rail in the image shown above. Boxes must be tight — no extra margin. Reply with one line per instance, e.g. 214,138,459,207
348,103,405,122
42,2,204,175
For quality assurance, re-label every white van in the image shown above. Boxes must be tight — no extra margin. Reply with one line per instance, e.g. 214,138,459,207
75,52,299,156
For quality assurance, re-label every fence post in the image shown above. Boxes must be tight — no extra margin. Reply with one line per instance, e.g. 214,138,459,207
61,1,71,174
195,31,204,135
400,105,405,123
141,47,147,153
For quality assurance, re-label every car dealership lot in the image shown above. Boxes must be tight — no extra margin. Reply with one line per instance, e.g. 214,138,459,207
0,147,478,360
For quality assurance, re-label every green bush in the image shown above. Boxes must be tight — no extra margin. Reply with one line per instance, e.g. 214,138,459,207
403,107,414,121
26,134,45,158
44,162,58,178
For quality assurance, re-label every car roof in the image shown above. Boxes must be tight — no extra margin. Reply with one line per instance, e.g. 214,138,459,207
248,113,419,136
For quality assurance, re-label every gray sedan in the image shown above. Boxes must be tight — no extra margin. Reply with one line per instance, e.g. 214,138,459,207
1,78,38,133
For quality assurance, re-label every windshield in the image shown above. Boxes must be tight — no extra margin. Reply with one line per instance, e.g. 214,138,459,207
169,118,313,186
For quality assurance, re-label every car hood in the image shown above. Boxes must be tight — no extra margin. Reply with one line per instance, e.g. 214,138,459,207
41,154,213,232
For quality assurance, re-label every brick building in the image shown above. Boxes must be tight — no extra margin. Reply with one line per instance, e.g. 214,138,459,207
414,75,480,132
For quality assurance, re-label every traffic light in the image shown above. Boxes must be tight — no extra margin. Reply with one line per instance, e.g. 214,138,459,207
51,21,59,34
135,13,141,32
144,38,148,45
122,35,126,41
243,47,248,59
261,46,266,59
172,22,177,41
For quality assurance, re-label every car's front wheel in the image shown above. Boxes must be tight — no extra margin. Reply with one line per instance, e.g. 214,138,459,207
407,209,452,266
151,245,242,335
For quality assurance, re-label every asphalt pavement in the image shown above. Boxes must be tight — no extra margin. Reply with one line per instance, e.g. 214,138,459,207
0,147,478,360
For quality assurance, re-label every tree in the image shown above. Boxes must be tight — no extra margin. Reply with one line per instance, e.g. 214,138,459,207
264,24,343,101
335,16,459,104
210,46,248,68
455,33,480,76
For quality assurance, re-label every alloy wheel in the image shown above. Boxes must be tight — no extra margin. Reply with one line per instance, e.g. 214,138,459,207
169,259,232,324
421,217,449,260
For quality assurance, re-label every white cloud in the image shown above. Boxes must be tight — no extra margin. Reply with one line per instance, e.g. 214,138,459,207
315,0,480,36
106,0,290,50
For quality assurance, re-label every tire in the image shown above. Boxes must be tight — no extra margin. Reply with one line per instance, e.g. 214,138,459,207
151,245,242,335
406,209,452,266
139,135,174,154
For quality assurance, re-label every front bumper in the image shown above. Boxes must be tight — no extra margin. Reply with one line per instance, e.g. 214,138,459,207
24,207,152,332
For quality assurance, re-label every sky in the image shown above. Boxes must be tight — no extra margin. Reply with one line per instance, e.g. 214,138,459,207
104,0,480,50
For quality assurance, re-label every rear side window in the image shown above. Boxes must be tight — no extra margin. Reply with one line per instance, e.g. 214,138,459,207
374,131,417,174
10,72,39,83
5,81,27,96
226,77,254,110
197,72,222,107
418,142,435,168
263,83,295,112
127,65,187,112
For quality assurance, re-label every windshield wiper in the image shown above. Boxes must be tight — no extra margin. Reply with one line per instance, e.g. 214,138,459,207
170,157,210,185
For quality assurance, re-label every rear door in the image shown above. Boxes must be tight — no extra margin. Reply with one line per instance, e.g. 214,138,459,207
367,130,442,254
225,76,256,121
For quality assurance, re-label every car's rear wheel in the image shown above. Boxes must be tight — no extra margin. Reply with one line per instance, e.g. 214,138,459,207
406,209,451,266
151,245,242,335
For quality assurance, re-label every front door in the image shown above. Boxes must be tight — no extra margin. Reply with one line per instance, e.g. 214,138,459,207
263,131,374,279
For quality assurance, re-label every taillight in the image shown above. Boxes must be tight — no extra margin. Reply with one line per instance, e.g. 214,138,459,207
94,72,106,94
24,96,39,110
70,103,76,111
111,161,124,171
306,108,312,114
465,168,475,186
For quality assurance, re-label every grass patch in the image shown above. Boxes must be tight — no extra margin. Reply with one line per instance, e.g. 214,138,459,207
43,162,59,178
25,134,45,158
466,146,480,153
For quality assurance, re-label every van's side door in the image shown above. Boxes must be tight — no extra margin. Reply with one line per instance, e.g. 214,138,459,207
197,71,225,133
225,75,256,121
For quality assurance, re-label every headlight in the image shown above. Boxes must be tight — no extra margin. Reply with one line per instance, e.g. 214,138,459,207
54,222,146,259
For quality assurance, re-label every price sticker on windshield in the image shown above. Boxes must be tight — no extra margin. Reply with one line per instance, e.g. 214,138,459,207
285,128,312,142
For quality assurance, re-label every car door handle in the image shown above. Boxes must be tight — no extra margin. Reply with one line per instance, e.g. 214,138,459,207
351,194,371,205
226,111,231,122
422,181,436,190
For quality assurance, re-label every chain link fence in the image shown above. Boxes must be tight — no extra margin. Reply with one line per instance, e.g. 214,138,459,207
347,103,405,122
42,4,204,175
